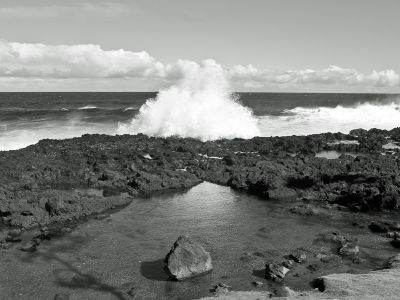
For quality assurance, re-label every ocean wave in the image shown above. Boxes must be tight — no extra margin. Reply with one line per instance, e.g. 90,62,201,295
78,105,98,110
123,107,137,112
118,60,260,141
258,100,400,136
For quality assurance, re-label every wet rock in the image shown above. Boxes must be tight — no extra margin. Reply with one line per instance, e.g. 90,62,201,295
265,263,290,280
289,251,307,263
338,243,359,257
390,238,400,249
369,221,389,233
386,231,400,239
164,235,212,281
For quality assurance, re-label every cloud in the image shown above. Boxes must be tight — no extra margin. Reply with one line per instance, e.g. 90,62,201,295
0,40,165,78
228,64,400,88
0,40,399,90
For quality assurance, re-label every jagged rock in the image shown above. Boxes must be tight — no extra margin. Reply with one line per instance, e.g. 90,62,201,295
391,238,400,248
265,263,290,280
289,251,307,263
164,235,212,281
369,221,389,233
386,231,400,239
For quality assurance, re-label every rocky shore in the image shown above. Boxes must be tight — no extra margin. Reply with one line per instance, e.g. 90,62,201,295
1,127,399,231
0,128,400,298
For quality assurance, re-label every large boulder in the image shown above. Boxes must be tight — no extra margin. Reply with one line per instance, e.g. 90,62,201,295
164,235,212,281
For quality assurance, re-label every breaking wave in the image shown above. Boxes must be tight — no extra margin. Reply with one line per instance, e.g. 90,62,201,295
117,60,260,141
258,100,400,136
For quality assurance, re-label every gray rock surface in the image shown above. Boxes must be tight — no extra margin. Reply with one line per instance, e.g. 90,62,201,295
201,254,400,300
164,235,213,281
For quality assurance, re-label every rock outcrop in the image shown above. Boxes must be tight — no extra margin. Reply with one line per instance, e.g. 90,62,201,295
0,127,399,230
200,254,400,300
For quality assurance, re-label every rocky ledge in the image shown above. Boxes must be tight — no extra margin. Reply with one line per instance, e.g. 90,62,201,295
199,254,400,300
0,127,400,232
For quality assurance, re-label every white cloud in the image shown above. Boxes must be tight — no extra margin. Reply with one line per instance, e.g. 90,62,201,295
228,64,400,88
0,40,165,78
0,40,399,90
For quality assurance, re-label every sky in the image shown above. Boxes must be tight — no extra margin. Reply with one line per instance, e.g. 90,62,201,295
0,0,399,92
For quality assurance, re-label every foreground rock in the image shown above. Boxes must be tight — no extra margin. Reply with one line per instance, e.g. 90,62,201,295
164,235,213,281
200,254,400,300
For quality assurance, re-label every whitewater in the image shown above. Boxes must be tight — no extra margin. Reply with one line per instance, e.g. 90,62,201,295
117,60,260,140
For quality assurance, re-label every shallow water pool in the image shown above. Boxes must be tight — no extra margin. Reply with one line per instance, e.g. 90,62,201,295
0,182,397,299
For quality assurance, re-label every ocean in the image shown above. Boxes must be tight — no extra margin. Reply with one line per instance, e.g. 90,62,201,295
0,92,399,151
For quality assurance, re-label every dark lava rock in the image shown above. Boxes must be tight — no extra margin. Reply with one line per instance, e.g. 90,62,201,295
387,231,400,239
0,129,400,230
164,235,212,281
265,263,290,281
369,221,390,233
391,238,400,249
289,251,307,263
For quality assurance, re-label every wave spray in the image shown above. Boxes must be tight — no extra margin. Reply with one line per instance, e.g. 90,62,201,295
118,60,260,140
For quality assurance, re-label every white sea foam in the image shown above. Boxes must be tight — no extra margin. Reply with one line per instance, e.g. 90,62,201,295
123,107,136,112
258,100,400,136
0,120,116,151
78,105,98,110
117,60,260,141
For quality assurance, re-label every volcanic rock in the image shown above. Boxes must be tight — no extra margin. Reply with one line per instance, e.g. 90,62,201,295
391,238,400,248
289,251,307,263
164,235,212,281
265,263,290,280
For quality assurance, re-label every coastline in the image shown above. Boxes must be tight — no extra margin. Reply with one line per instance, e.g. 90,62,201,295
1,127,399,230
0,128,400,299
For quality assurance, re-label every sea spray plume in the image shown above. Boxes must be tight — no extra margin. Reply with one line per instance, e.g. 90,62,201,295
118,59,260,140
